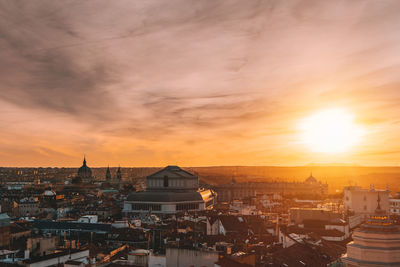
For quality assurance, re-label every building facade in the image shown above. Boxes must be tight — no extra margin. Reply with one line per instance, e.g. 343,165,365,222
344,185,390,215
214,174,328,202
342,197,400,266
0,213,10,248
123,166,216,215
75,157,93,183
390,198,400,215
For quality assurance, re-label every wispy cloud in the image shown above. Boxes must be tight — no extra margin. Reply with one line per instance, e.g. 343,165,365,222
1,0,400,166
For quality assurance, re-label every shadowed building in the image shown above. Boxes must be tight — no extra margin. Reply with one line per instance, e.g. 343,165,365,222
116,166,122,182
0,213,10,248
123,165,216,215
214,173,328,202
75,156,93,183
344,185,390,215
342,195,400,266
105,166,111,182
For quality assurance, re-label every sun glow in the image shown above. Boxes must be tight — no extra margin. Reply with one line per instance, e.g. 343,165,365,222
300,109,364,153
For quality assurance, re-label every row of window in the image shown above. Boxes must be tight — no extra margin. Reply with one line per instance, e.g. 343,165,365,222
147,178,197,188
176,203,199,211
131,203,162,211
130,203,200,211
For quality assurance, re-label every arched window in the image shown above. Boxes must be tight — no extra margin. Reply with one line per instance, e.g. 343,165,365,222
164,175,169,187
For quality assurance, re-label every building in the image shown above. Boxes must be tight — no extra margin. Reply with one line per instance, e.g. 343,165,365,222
26,235,57,257
116,166,122,182
32,220,112,235
166,248,219,267
343,185,390,215
77,215,98,223
342,196,400,266
74,156,93,183
289,208,342,225
105,166,111,182
16,197,40,217
0,213,10,248
390,197,400,215
206,215,247,236
24,249,89,267
214,173,328,202
123,166,216,215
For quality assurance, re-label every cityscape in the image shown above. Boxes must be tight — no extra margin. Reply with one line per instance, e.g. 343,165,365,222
1,0,400,267
1,158,400,266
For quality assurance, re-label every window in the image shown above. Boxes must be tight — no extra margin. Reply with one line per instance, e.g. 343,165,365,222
164,176,169,187
176,203,198,211
132,203,161,211
364,205,367,211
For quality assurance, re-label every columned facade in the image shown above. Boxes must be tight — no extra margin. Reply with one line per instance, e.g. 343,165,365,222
342,196,400,266
123,166,216,215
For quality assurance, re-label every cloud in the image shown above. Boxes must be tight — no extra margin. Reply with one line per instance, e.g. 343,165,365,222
0,3,121,121
1,0,400,166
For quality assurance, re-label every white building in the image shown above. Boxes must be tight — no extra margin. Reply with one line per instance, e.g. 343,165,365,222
77,215,98,223
123,166,216,215
342,198,400,266
343,185,389,215
390,198,400,215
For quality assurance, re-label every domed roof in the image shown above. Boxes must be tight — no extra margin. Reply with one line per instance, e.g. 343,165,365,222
305,172,318,184
360,195,400,233
77,156,92,178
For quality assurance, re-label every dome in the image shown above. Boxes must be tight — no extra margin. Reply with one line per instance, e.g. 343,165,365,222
77,157,92,178
305,173,318,184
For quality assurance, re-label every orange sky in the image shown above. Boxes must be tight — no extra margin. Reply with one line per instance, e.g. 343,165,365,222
1,0,400,167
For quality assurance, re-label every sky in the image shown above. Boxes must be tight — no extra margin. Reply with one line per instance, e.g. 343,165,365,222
1,0,400,167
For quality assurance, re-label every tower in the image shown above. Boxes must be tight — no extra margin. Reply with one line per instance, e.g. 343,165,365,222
342,194,400,266
105,166,111,182
116,166,122,182
75,156,93,183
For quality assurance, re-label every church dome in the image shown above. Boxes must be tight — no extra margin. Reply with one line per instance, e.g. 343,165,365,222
77,157,92,178
305,173,318,184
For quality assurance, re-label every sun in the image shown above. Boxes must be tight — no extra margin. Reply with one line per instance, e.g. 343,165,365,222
300,108,364,153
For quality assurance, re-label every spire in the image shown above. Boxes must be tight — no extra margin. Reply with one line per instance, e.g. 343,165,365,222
377,193,381,211
106,165,111,181
117,165,122,181
83,155,87,166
